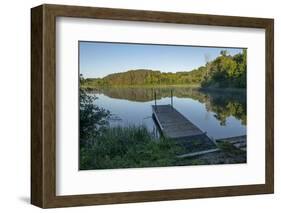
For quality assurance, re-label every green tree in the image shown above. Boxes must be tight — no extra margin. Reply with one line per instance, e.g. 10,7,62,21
201,49,246,88
79,75,111,147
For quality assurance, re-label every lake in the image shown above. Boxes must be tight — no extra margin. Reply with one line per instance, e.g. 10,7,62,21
87,87,246,140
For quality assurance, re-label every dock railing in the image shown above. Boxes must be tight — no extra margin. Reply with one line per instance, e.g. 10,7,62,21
154,89,174,110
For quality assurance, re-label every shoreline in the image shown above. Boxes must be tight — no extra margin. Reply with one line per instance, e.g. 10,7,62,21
81,84,200,89
82,84,246,92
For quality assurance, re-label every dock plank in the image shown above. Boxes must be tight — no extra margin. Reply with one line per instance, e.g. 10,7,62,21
152,105,204,139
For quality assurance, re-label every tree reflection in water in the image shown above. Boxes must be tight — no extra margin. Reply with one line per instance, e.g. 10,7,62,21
87,87,246,127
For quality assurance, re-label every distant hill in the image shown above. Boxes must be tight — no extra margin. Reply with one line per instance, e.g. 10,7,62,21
82,68,205,88
81,50,246,88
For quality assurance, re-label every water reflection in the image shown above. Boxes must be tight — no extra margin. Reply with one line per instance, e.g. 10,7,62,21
89,87,246,128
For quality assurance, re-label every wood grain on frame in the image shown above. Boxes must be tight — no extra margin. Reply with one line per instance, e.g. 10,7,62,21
31,4,274,208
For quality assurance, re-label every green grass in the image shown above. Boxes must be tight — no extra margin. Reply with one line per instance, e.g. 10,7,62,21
80,126,246,170
80,125,181,170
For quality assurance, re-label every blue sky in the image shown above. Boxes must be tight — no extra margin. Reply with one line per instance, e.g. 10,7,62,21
79,41,244,78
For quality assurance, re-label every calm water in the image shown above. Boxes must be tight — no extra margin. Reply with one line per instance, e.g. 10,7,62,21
88,87,246,139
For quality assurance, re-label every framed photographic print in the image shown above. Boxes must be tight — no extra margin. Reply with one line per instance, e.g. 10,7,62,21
31,4,274,208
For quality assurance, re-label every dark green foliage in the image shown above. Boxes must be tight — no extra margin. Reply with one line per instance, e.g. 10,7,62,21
201,50,247,88
80,125,180,170
79,75,111,147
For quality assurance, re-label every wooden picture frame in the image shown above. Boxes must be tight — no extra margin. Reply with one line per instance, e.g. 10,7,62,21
31,4,274,208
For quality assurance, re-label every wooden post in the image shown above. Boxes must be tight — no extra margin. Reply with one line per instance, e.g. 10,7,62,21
171,90,173,108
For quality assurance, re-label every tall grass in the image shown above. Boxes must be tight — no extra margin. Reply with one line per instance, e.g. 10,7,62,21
79,125,180,170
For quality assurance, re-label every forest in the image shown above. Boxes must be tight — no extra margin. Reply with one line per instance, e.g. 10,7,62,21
81,49,246,89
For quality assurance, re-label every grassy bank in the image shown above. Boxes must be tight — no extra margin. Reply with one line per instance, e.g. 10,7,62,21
80,125,180,170
80,125,246,170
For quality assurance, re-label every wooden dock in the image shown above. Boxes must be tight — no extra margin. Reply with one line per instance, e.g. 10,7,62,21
152,105,205,139
152,104,246,158
152,104,218,157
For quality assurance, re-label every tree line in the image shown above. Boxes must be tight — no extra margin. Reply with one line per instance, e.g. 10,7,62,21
81,49,246,88
201,50,246,88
